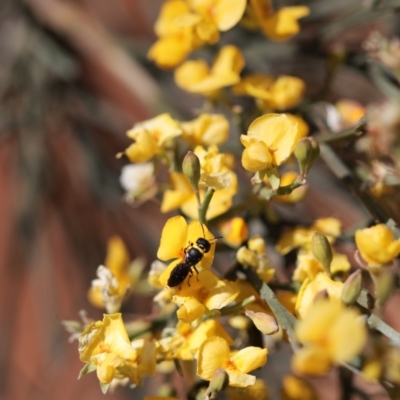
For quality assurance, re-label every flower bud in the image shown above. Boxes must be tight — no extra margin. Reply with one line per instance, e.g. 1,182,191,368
182,151,201,191
311,231,332,274
236,246,258,268
248,235,266,254
341,269,363,305
207,368,229,394
245,310,279,335
219,217,248,248
371,268,395,307
294,137,320,177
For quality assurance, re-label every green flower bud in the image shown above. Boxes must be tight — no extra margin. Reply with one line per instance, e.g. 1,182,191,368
207,368,229,395
182,151,201,192
371,269,395,307
294,137,320,177
341,269,363,305
311,231,332,274
245,310,279,335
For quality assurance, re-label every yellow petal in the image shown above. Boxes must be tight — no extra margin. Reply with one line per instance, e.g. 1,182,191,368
270,76,305,110
295,299,343,343
232,346,268,373
281,375,318,400
261,6,310,41
177,297,206,322
147,35,192,69
247,113,299,166
227,371,256,387
154,0,191,37
211,45,245,77
157,216,188,261
241,141,273,172
161,172,193,213
219,217,249,247
292,346,331,375
286,114,309,138
328,308,367,362
181,113,229,146
124,131,158,163
105,236,129,276
214,0,247,31
355,224,400,266
175,60,210,90
200,271,240,309
197,336,230,380
295,273,343,319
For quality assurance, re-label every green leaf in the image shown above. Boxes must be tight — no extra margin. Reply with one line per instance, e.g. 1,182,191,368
78,362,97,379
100,382,110,394
266,167,280,191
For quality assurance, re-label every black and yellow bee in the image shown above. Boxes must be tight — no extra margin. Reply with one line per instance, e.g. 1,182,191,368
167,224,220,288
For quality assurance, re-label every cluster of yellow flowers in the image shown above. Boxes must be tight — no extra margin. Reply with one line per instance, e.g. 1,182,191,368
66,0,400,398
148,0,309,69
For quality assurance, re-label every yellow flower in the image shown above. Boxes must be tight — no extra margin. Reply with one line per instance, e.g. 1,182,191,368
162,146,238,220
79,314,156,385
336,100,365,127
177,319,233,360
88,236,132,313
293,249,351,283
219,217,249,247
226,379,270,400
181,113,229,146
292,300,367,375
160,172,193,214
355,224,400,266
157,216,216,287
276,217,342,255
148,0,246,68
188,0,247,32
286,114,309,139
158,319,234,361
147,0,196,68
295,273,343,319
194,145,235,189
236,236,275,283
175,45,245,95
234,74,305,111
281,375,318,400
120,114,182,163
197,336,268,387
250,0,310,41
173,270,240,322
241,113,299,172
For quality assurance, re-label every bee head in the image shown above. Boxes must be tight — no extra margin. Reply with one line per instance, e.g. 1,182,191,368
196,238,211,253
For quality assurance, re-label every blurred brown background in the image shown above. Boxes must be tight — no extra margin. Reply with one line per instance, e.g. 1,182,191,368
0,1,166,399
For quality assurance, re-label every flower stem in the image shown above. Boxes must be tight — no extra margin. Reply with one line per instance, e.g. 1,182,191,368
198,187,215,225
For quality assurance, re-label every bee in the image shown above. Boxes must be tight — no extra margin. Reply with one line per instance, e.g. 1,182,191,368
167,225,220,288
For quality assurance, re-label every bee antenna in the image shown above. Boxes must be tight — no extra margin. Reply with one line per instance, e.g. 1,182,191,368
210,236,223,242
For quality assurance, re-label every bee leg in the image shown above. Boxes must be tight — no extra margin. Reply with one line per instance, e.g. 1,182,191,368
193,265,199,282
187,268,194,287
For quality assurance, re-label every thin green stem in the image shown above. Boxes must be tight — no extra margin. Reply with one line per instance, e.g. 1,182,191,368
198,187,215,225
